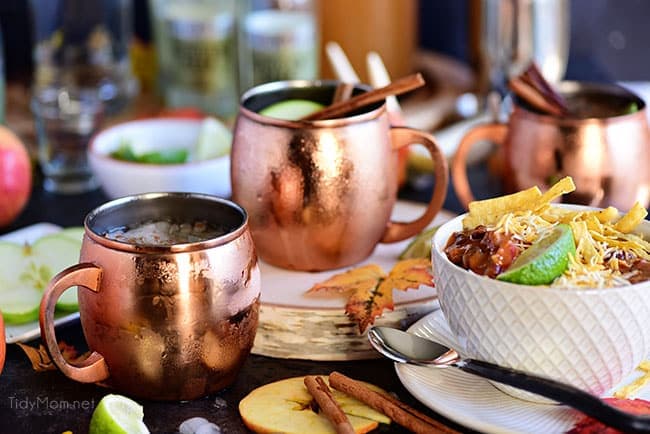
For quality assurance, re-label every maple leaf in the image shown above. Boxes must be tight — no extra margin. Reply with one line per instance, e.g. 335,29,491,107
17,341,89,372
307,259,434,333
382,258,433,292
307,264,386,294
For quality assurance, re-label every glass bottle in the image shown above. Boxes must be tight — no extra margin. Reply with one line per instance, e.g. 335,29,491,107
149,0,238,119
238,0,319,93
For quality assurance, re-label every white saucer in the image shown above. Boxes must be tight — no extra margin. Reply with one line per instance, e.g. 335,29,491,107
396,309,650,434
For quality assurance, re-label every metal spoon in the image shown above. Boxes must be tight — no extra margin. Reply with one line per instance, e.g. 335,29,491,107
368,326,650,433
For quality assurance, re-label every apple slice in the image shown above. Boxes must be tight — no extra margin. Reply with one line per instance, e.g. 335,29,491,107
0,233,82,322
239,376,390,434
0,241,28,289
58,226,85,244
0,285,42,324
30,234,82,311
259,99,325,120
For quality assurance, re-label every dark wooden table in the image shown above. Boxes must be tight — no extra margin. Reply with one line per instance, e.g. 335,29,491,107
0,167,497,434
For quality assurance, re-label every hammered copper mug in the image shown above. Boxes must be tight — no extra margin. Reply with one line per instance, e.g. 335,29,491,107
39,193,260,400
453,81,650,210
232,80,449,271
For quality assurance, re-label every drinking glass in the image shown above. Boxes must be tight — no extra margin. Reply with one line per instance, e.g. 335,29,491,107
149,0,239,119
471,0,570,98
29,0,138,115
238,0,319,93
32,87,103,194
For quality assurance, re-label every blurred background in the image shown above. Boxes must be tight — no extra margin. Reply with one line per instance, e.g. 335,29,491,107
3,0,648,85
1,0,649,202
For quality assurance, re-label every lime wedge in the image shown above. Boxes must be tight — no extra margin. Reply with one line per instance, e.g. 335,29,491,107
399,226,439,260
89,394,150,434
497,224,575,285
259,99,324,120
194,116,232,161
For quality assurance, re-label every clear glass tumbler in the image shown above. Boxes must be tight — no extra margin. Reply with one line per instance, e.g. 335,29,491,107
32,87,103,194
471,0,570,98
29,0,138,115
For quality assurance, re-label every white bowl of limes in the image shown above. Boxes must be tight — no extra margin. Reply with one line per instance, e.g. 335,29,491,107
89,117,232,199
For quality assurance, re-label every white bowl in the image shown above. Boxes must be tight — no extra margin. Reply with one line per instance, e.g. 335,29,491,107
88,118,231,199
432,207,650,402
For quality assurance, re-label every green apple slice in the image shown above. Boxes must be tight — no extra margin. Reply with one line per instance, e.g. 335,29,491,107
0,242,29,290
0,285,42,324
58,226,85,244
259,99,325,120
30,234,82,311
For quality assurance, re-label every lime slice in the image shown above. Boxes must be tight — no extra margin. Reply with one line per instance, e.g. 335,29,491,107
259,99,324,120
89,394,150,434
194,116,232,161
399,226,439,260
497,224,575,285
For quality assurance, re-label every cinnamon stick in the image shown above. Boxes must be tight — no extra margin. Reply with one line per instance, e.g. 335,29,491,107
329,371,460,434
524,63,570,113
508,78,566,117
301,73,425,121
332,82,355,104
304,376,355,434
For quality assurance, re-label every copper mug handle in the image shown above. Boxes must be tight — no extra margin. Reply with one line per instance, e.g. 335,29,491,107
39,263,109,383
451,123,509,210
381,127,449,243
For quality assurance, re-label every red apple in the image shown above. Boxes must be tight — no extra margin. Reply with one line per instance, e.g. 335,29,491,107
0,126,32,227
0,311,5,375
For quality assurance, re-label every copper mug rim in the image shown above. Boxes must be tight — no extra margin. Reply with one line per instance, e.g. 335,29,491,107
239,79,386,127
84,192,249,254
512,80,647,124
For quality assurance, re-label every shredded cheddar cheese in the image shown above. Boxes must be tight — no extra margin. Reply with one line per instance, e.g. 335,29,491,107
463,176,650,288
614,360,650,399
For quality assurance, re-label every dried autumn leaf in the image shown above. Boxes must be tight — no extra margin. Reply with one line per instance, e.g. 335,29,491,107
381,258,433,292
307,264,386,294
346,278,392,335
17,341,89,372
307,259,433,334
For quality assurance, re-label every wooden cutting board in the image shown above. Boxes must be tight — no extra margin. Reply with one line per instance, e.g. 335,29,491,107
252,201,454,360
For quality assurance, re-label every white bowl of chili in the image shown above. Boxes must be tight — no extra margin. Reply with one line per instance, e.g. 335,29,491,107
431,206,650,402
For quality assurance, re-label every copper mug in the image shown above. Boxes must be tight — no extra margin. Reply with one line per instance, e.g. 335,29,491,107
39,193,260,400
231,80,449,271
452,82,650,210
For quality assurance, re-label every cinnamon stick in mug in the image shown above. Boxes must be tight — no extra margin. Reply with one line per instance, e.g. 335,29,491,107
301,73,425,121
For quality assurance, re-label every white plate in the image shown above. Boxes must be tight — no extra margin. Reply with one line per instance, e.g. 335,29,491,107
0,223,80,344
253,201,454,360
396,309,650,434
